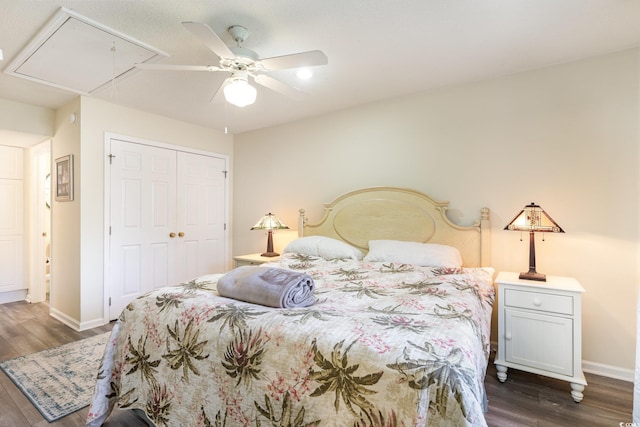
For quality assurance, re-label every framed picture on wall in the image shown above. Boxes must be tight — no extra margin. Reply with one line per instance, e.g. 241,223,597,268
55,154,74,201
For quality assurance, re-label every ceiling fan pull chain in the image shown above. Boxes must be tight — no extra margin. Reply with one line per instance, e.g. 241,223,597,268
224,101,228,134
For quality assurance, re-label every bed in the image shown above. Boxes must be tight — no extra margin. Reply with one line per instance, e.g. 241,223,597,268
87,187,495,426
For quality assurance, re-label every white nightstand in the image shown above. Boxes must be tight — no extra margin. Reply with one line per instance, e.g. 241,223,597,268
234,253,281,267
494,271,587,402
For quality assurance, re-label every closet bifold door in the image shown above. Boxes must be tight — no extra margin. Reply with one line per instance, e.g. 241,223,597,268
0,146,24,300
175,151,226,283
108,140,177,320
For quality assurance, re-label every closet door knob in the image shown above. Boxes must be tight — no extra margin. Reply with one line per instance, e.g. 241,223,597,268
169,232,176,238
178,232,185,237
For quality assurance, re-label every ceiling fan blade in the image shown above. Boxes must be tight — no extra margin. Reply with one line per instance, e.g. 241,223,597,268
135,63,223,72
254,74,306,98
259,50,328,70
182,21,235,59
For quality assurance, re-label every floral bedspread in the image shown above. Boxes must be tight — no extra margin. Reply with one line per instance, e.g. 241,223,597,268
87,254,495,426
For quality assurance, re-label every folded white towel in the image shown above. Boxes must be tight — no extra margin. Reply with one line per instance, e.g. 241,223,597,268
217,266,316,308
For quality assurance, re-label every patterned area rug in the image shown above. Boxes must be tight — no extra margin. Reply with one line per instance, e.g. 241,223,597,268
0,332,110,422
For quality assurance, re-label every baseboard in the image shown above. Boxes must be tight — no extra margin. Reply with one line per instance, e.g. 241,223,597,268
0,289,28,304
583,360,634,383
49,307,108,332
490,340,633,382
79,318,108,331
49,307,81,331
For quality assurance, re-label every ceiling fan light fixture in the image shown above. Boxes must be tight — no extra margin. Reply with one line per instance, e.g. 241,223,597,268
223,77,257,107
296,68,313,80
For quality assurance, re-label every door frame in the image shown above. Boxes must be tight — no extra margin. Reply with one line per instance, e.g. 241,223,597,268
103,132,230,320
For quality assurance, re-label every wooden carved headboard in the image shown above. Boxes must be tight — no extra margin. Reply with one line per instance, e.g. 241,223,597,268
298,187,491,268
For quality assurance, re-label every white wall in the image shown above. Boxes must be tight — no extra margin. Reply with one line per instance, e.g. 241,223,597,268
234,48,640,376
50,96,233,329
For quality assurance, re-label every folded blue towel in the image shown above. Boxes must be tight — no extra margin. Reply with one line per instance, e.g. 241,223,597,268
217,266,316,308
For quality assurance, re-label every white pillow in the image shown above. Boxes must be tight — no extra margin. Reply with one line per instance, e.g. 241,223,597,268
283,236,364,260
363,240,463,268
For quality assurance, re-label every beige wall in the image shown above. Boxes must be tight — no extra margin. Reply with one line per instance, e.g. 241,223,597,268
50,96,233,328
234,48,640,376
0,98,54,138
50,99,82,322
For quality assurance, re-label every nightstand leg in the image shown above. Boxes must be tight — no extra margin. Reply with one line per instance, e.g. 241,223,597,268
570,383,585,403
496,364,508,382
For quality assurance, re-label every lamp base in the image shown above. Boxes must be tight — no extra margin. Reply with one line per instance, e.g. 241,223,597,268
260,251,280,257
519,271,546,282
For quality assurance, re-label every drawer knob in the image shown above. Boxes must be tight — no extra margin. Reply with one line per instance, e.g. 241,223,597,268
533,297,542,306
505,333,512,340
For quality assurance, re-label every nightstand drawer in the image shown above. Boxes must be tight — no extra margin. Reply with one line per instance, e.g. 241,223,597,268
504,289,573,315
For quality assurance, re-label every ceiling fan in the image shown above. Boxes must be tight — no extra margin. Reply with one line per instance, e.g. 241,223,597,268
136,22,328,107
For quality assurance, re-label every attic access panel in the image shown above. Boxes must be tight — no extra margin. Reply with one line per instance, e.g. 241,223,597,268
5,7,167,95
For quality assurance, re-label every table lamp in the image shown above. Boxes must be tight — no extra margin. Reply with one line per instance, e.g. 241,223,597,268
504,202,564,281
251,213,289,257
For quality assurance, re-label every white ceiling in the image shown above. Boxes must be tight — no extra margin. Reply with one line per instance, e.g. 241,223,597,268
1,0,639,142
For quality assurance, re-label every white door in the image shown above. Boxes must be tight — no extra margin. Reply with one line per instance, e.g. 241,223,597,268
0,146,24,297
176,152,227,282
108,139,228,320
109,140,177,319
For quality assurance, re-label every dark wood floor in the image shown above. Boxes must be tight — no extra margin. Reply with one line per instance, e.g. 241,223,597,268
0,300,634,426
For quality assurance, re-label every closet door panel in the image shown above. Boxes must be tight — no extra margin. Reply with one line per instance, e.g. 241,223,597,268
0,236,23,292
176,152,226,283
0,146,23,180
0,146,24,294
109,140,176,319
0,179,23,236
